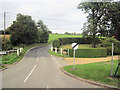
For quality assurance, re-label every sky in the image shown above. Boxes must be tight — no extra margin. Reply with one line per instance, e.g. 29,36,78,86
0,0,88,34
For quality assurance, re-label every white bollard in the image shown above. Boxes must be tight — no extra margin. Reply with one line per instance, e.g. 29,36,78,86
61,48,63,55
51,47,53,51
55,48,57,53
17,49,19,56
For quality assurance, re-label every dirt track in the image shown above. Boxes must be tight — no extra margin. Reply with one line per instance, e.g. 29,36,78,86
64,55,120,65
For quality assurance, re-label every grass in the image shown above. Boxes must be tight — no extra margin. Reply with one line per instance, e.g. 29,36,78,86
48,34,82,44
48,49,69,58
60,44,105,49
1,43,48,69
64,60,120,87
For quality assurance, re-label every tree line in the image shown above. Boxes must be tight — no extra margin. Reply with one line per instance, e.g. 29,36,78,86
2,13,51,50
78,1,120,47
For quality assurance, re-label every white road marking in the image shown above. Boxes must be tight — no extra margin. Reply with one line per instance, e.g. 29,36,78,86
24,65,37,83
52,56,61,67
47,86,49,90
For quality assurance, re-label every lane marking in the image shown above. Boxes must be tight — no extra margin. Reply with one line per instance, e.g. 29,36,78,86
47,86,49,90
52,56,61,67
24,65,37,83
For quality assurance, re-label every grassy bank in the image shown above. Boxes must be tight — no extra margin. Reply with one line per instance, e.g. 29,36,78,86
48,34,82,44
48,49,69,58
64,60,120,87
1,43,48,69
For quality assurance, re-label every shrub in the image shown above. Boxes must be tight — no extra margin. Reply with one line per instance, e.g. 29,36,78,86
69,48,107,58
100,37,120,55
53,40,60,48
2,37,13,51
59,37,102,45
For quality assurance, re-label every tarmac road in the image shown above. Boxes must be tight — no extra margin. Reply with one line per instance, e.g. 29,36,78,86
2,45,103,88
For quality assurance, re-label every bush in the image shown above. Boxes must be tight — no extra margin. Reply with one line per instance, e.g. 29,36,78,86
53,40,60,48
2,37,13,51
100,37,120,55
59,37,102,45
69,48,107,58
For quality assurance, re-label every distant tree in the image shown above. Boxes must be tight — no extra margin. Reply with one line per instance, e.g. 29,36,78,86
9,13,37,46
48,30,52,34
64,32,71,35
37,20,49,43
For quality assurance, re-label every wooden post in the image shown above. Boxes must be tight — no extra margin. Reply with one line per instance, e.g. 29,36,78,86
55,48,57,53
17,49,19,56
61,48,62,55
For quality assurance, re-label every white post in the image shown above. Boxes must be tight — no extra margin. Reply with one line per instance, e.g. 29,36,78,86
73,49,75,70
111,43,114,76
51,47,53,51
61,48,62,55
55,48,57,53
68,49,69,56
17,49,19,56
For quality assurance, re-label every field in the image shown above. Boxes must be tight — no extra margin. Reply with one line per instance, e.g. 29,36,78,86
48,34,82,43
0,35,10,40
64,60,120,87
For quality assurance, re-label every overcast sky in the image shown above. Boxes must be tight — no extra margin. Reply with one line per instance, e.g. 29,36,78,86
0,0,88,34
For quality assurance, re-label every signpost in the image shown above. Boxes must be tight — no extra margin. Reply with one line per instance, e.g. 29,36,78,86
111,43,114,76
72,43,78,69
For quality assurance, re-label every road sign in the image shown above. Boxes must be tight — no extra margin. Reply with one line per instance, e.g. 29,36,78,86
71,43,78,70
72,43,78,50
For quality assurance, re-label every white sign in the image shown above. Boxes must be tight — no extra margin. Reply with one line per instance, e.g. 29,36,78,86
71,43,78,70
72,43,78,50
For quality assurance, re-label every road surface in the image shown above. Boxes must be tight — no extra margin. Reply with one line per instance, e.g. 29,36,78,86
2,45,103,88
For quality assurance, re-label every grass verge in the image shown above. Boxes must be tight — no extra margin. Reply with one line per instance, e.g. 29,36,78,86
1,43,48,69
63,60,120,87
48,49,69,58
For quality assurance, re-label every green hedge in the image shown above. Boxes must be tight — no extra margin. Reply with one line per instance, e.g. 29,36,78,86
52,37,104,48
69,48,107,58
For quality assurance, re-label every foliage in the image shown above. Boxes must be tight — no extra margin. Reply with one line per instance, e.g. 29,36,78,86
2,37,12,51
53,40,60,48
9,14,37,46
69,48,107,58
78,2,120,47
115,27,120,41
37,20,49,43
100,37,120,55
58,37,102,46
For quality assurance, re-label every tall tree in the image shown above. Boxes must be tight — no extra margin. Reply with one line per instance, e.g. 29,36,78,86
37,20,49,43
78,2,120,47
9,14,37,45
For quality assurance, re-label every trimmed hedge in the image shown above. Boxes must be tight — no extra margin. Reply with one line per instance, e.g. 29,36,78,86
69,48,107,58
53,37,104,48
